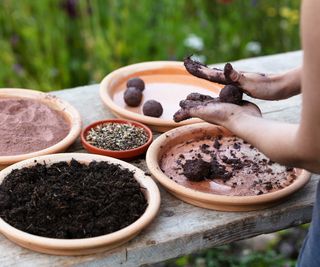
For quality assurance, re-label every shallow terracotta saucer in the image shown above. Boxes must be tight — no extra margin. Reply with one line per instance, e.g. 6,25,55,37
0,89,82,170
99,61,222,132
81,118,153,159
146,122,311,211
0,153,161,255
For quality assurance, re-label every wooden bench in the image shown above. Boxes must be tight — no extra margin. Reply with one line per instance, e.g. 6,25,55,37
1,50,318,267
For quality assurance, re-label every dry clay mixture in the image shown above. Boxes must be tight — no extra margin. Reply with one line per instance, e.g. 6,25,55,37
0,98,70,156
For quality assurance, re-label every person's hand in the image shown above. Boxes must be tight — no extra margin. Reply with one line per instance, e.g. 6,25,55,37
173,93,261,126
184,57,301,100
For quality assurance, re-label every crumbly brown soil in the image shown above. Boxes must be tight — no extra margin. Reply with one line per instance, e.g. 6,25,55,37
182,158,212,181
0,160,147,239
160,136,297,196
181,156,232,182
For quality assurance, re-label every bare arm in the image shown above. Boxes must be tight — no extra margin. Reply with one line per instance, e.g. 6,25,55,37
177,0,320,173
184,57,301,100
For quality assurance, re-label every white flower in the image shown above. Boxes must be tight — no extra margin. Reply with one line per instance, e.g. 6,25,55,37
191,54,206,64
245,41,262,55
184,33,204,51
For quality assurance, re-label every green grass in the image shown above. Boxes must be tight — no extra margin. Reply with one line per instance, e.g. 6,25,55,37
0,0,300,91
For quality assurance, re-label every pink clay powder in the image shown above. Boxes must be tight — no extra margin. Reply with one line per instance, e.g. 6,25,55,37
0,98,70,156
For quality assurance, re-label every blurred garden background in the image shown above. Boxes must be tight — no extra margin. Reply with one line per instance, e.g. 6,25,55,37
0,0,300,91
0,1,305,266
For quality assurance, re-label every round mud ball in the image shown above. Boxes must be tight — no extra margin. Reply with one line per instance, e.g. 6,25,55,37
182,159,211,182
219,84,243,105
127,77,145,91
142,100,163,117
123,87,143,107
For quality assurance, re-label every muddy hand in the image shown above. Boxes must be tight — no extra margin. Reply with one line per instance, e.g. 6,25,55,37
184,57,276,99
184,56,227,84
174,93,261,124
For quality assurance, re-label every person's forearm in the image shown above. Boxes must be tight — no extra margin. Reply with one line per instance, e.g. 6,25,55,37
225,113,299,164
222,112,320,173
272,67,301,99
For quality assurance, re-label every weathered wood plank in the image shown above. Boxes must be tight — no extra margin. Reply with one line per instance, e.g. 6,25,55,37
1,51,317,267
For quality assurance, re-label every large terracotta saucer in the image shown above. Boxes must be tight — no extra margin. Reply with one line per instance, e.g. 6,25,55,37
100,61,222,132
146,123,311,211
0,89,81,169
0,153,161,255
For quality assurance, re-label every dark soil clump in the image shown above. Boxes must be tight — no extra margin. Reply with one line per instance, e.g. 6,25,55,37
181,157,232,182
219,84,243,105
124,87,143,107
210,158,233,181
182,159,211,181
143,100,163,117
0,159,147,239
127,77,145,91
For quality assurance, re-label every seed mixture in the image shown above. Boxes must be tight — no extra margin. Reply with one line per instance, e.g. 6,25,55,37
86,123,149,151
0,159,148,239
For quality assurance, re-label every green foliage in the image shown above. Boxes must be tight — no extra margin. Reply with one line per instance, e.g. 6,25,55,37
0,0,300,91
165,224,310,267
169,245,295,267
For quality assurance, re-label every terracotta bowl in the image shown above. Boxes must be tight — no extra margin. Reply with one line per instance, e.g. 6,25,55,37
0,153,161,255
0,89,82,170
81,119,153,159
99,61,222,132
146,123,311,211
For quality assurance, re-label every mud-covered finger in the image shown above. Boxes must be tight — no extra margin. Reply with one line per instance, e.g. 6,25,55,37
183,56,228,84
173,109,192,122
186,92,214,101
223,63,242,84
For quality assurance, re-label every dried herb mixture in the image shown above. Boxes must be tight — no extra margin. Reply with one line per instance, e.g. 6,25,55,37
86,123,148,151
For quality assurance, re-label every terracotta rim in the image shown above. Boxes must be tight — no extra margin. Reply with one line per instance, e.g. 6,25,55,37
0,88,82,165
146,122,311,205
99,61,222,128
81,119,153,158
0,153,161,251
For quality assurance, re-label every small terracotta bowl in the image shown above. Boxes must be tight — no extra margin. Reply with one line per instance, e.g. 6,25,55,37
81,119,153,159
0,89,82,170
146,122,311,211
0,153,161,255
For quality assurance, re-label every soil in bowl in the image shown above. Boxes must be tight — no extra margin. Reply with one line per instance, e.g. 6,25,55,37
0,159,148,239
160,136,297,196
0,98,70,156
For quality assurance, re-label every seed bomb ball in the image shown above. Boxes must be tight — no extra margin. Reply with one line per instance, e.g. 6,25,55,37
219,84,243,105
124,87,143,107
127,77,145,91
142,100,163,117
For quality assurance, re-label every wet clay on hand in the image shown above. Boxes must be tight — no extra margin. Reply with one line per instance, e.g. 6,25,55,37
183,56,228,84
173,84,243,122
